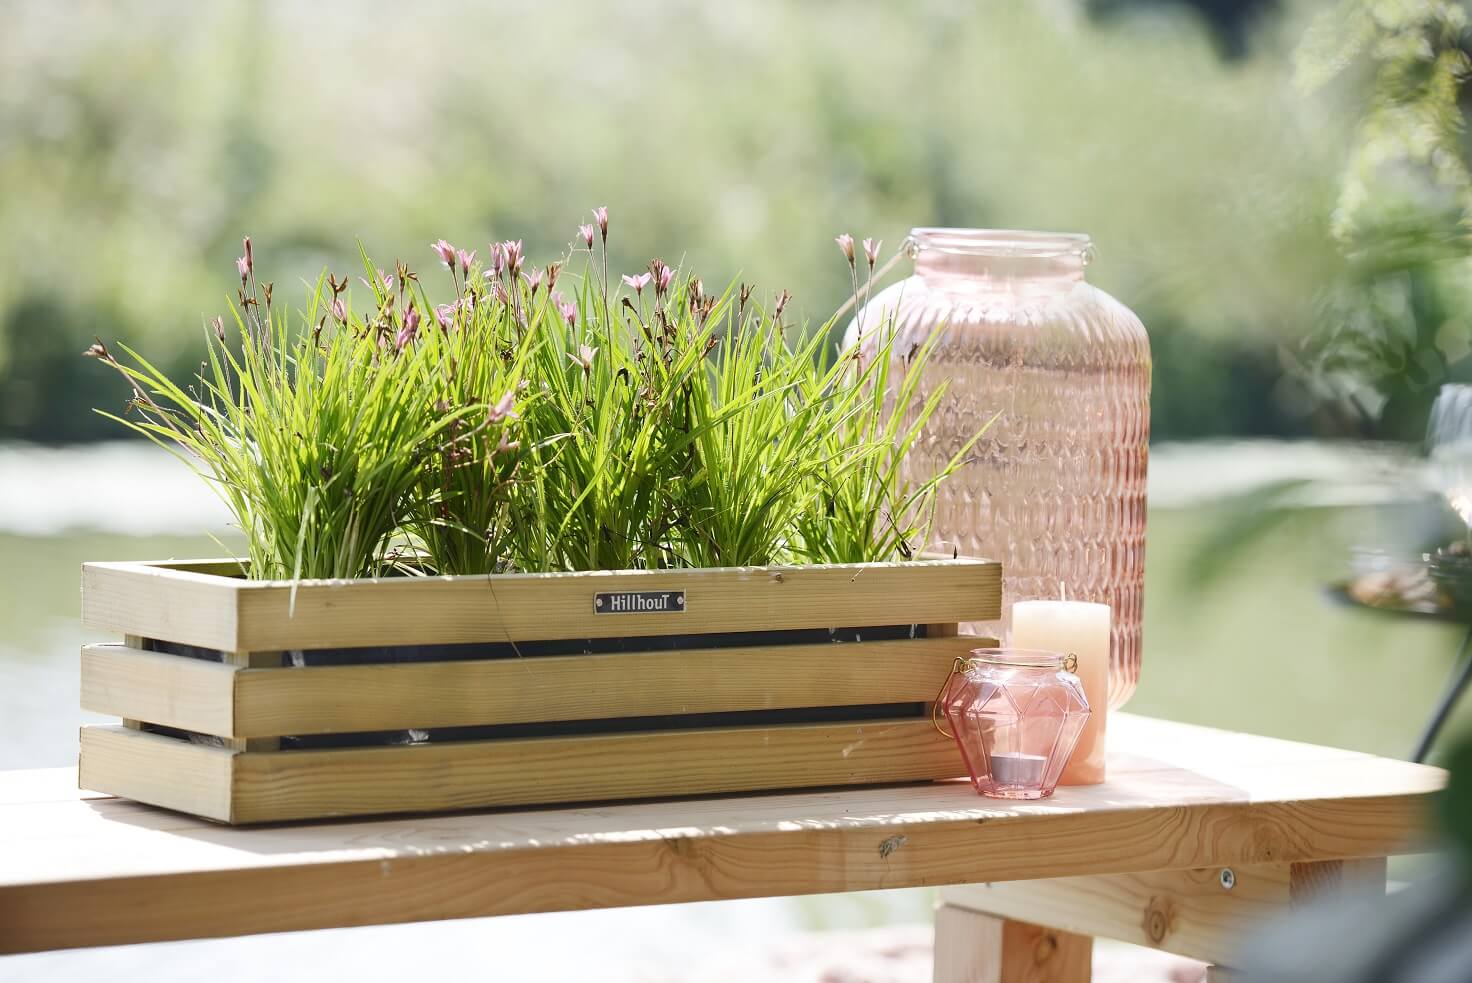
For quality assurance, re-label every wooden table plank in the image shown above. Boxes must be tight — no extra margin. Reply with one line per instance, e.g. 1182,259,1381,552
0,715,1446,954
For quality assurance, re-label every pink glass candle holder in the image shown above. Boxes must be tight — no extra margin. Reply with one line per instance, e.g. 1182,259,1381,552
937,648,1091,800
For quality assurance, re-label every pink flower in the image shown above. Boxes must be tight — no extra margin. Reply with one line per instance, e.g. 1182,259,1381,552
494,435,521,456
652,261,674,295
488,242,507,276
330,298,347,323
396,305,421,350
622,272,651,295
487,390,517,424
360,270,394,293
862,238,881,268
835,233,855,267
579,224,596,249
558,298,577,326
523,267,543,294
434,303,456,330
236,255,249,282
457,248,476,273
491,283,510,305
502,239,524,276
568,344,598,372
592,206,609,240
431,239,458,269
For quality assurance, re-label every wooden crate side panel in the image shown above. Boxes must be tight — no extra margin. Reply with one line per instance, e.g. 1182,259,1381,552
82,563,243,651
229,718,965,823
81,645,239,737
231,559,1001,650
231,636,981,737
78,726,236,823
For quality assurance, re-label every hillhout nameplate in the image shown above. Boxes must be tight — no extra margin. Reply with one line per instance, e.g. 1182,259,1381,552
594,590,686,614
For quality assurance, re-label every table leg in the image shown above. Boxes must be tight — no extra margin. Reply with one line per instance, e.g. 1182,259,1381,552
934,902,1091,983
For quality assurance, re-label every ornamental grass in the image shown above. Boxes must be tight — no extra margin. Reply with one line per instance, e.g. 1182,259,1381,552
87,210,985,580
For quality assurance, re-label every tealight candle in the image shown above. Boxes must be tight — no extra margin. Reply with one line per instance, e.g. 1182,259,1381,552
1010,598,1110,784
988,751,1047,787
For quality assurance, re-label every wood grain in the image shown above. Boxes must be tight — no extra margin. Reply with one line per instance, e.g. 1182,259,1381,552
227,636,977,737
77,725,236,823
933,903,1004,983
944,866,1291,966
79,718,967,824
80,644,238,737
82,562,244,653
7,715,1441,953
82,557,1000,650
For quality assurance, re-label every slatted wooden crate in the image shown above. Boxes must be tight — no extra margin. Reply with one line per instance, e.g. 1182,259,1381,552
78,556,1000,824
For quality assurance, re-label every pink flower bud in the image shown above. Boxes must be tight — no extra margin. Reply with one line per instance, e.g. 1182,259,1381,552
488,242,507,276
210,316,226,342
396,305,421,350
862,237,882,268
457,248,476,273
653,262,674,295
487,390,517,424
243,237,253,274
431,239,457,269
579,224,596,249
558,299,577,326
593,206,609,240
834,233,856,267
502,239,524,276
330,298,347,323
236,256,249,282
434,303,456,330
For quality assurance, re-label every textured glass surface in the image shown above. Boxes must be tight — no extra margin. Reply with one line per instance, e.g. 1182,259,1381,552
940,648,1090,799
849,229,1150,708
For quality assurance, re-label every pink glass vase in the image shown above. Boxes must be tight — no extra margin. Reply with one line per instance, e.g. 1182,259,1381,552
848,229,1150,708
939,648,1090,799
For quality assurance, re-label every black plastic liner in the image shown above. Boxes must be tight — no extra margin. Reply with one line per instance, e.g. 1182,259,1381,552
141,700,928,750
139,623,933,667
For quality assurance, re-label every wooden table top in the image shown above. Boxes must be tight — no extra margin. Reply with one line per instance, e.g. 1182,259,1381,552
0,714,1446,954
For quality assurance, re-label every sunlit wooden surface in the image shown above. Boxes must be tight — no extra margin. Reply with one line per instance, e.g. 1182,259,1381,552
0,714,1445,955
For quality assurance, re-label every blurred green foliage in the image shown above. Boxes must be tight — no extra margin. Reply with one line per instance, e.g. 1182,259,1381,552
1294,0,1472,440
0,1,1368,443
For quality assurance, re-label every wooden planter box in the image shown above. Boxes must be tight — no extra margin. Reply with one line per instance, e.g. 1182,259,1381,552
78,556,1000,824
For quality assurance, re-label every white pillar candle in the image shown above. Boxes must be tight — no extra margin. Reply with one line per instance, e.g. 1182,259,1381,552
1010,599,1110,785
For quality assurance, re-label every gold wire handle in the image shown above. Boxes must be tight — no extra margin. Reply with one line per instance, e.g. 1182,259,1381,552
931,652,1082,739
931,656,967,739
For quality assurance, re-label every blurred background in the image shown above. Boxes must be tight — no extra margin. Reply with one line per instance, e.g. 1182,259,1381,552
4,0,1472,979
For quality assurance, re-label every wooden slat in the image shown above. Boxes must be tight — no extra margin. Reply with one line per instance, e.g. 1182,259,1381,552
82,562,245,652
82,557,1000,650
230,636,980,737
944,867,1291,966
227,717,963,823
12,714,1445,952
77,726,236,824
78,719,966,825
81,644,238,737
